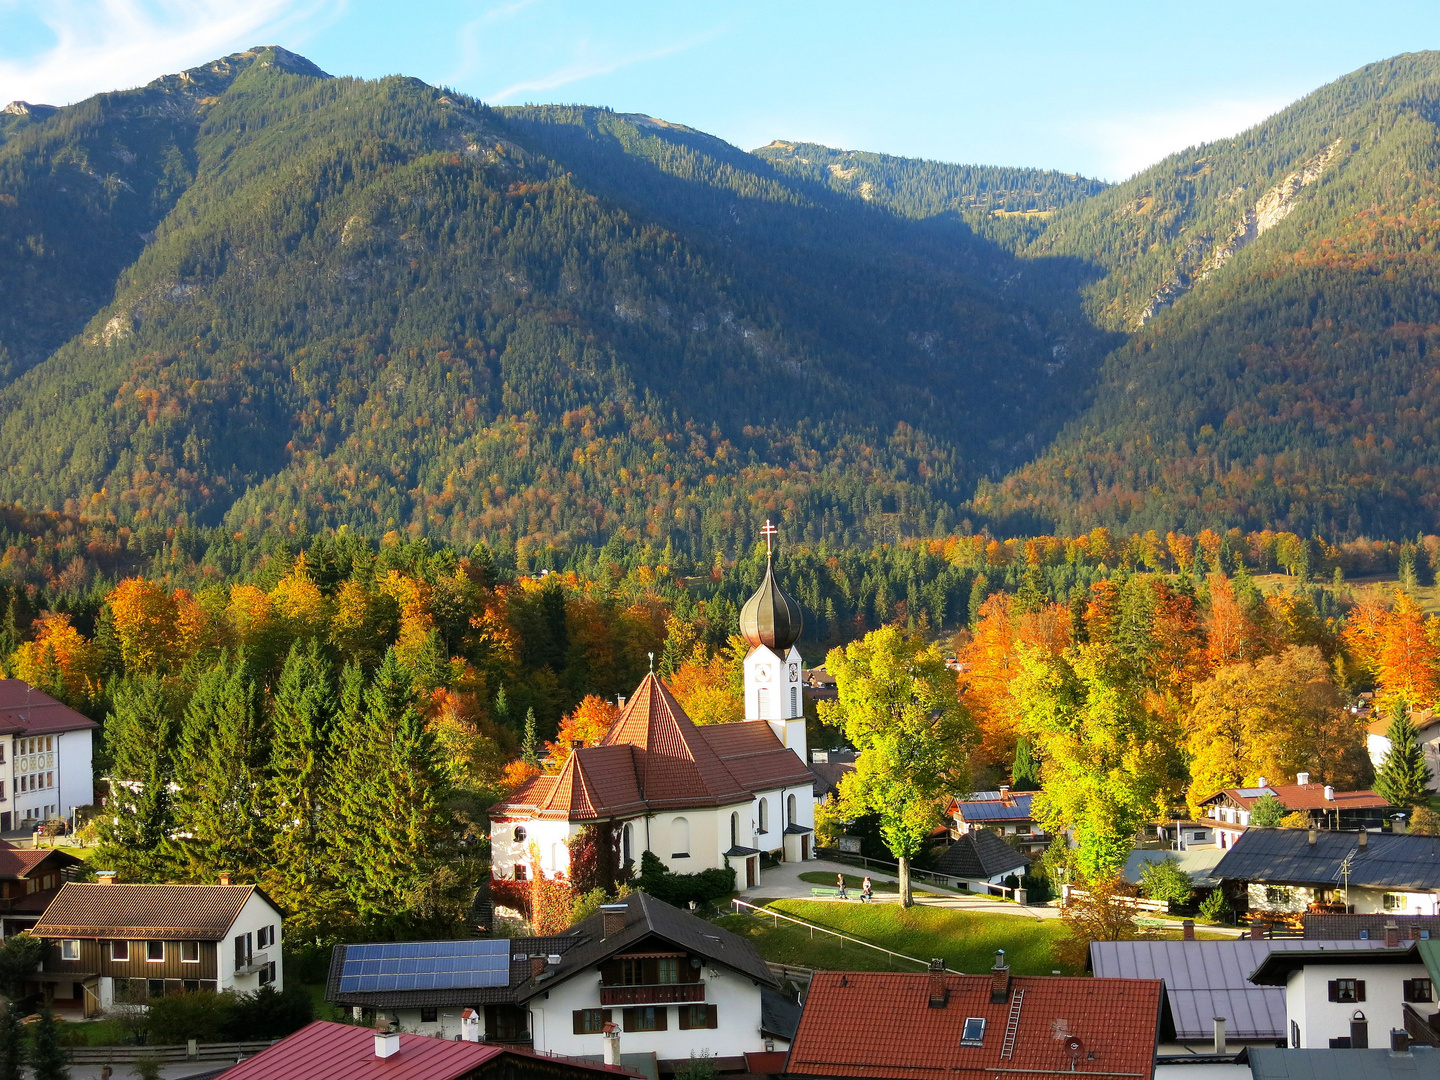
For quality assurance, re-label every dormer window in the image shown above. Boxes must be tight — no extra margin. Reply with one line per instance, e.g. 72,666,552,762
961,1017,986,1046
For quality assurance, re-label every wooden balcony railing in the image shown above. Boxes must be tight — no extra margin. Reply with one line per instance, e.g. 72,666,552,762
599,982,704,1006
1403,1002,1440,1047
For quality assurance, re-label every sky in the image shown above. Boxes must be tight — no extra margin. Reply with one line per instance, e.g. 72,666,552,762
0,0,1435,181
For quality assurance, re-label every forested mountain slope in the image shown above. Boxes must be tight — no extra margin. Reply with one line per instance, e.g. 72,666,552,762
0,49,1106,552
981,51,1440,538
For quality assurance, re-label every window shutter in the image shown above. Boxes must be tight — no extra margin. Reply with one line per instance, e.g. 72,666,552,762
1328,980,1339,1002
655,1006,668,1031
678,1007,692,1031
574,1011,586,1035
1356,980,1366,1002
706,1004,718,1029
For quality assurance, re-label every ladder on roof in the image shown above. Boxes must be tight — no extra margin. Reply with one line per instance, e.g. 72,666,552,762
1000,988,1025,1060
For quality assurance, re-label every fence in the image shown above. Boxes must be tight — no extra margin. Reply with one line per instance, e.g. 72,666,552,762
68,1040,275,1066
815,847,1026,903
731,898,929,970
1060,885,1169,913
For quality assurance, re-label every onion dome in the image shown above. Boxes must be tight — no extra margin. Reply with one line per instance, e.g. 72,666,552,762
739,559,804,653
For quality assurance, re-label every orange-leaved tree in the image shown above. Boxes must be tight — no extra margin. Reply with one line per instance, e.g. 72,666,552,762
544,695,620,770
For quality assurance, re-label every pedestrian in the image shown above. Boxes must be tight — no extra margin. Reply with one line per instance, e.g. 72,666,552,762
836,872,848,899
861,876,873,903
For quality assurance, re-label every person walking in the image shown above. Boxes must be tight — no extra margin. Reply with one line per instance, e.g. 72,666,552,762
861,876,873,903
836,872,849,899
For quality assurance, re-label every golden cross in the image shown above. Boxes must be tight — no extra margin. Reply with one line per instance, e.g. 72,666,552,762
761,519,779,559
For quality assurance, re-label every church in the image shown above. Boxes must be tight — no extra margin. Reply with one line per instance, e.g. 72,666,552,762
489,526,817,892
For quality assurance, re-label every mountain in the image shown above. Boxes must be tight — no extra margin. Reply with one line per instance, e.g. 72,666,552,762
978,51,1440,538
0,48,1109,551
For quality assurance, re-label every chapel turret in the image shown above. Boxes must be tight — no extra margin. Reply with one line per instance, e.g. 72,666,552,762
740,521,807,757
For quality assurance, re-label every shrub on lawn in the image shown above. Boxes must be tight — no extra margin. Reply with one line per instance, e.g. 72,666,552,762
637,852,735,907
142,985,314,1045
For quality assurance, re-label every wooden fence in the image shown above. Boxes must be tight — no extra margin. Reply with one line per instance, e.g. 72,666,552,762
67,1040,275,1066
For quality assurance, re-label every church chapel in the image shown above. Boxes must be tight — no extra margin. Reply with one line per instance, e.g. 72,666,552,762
489,525,817,891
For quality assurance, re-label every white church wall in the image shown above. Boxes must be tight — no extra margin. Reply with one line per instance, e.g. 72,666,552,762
491,818,577,880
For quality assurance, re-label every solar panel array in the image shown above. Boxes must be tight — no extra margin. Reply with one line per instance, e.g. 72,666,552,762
338,940,512,993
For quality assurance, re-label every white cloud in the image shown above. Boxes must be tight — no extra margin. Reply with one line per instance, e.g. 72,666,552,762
0,0,341,107
484,27,724,105
1085,95,1296,181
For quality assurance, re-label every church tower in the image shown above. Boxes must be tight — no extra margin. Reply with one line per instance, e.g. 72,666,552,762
739,520,807,761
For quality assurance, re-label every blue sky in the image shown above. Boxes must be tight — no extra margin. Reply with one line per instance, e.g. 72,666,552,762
1,0,1435,180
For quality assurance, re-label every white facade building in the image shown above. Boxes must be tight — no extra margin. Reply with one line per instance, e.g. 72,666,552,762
0,680,97,830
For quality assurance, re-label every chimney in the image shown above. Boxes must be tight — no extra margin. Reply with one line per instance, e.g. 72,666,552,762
1182,919,1196,941
616,695,626,710
999,785,1012,805
1412,925,1423,940
1297,772,1310,787
460,1008,481,1043
1249,923,1265,940
1386,921,1400,948
374,1031,400,1059
96,871,116,884
1308,828,1318,846
1393,1028,1412,1053
1396,816,1408,835
570,740,583,749
928,958,949,1008
1256,776,1267,790
1213,1017,1227,1056
218,873,231,886
601,903,628,939
603,1022,621,1066
989,950,1011,1004
1359,830,1369,848
1324,785,1335,801
530,955,545,979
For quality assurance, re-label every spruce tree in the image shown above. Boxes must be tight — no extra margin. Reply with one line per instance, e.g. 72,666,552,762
96,675,178,880
522,708,538,766
1012,738,1040,791
0,1000,21,1080
323,660,380,925
1376,701,1433,809
29,1005,66,1080
266,641,335,914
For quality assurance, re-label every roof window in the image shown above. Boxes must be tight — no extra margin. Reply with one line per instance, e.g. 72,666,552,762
961,1017,986,1046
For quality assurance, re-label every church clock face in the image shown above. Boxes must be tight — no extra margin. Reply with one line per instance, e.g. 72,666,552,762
788,663,798,681
757,664,772,681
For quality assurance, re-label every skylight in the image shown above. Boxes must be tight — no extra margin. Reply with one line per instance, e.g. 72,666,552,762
962,1017,986,1046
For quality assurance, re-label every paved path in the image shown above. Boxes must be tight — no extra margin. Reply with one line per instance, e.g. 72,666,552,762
747,857,1062,920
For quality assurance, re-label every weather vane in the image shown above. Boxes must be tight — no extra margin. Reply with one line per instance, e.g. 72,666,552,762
761,519,779,561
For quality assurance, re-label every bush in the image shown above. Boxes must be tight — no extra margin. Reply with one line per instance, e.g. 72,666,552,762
1139,856,1194,908
143,985,313,1046
637,851,735,907
224,984,314,1041
146,991,231,1044
1198,889,1233,924
1249,795,1287,827
1019,873,1052,904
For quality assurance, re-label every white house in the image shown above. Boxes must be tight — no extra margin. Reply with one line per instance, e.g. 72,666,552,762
28,879,283,1017
1368,712,1440,795
326,891,799,1066
1248,931,1440,1049
491,536,817,893
0,679,97,831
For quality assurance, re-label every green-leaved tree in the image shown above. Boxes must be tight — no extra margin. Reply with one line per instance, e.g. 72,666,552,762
1249,794,1287,827
1375,702,1433,809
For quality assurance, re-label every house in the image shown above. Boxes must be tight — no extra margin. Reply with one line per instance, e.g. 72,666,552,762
1158,819,1217,849
491,544,817,893
1198,774,1396,849
808,749,855,804
1304,914,1440,940
1248,1044,1440,1079
946,788,1047,854
933,830,1029,886
27,877,283,1017
1212,827,1440,917
784,953,1170,1080
1090,937,1400,1051
1124,845,1226,893
215,1019,641,1080
1247,933,1440,1049
0,840,82,937
1368,711,1440,795
0,679,97,832
327,891,798,1069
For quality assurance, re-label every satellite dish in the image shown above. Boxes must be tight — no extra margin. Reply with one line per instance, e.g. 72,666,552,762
1065,1037,1084,1055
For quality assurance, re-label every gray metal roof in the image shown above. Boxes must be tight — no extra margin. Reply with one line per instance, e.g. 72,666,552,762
1248,1047,1440,1079
1089,939,1396,1041
1124,846,1228,888
1212,827,1440,890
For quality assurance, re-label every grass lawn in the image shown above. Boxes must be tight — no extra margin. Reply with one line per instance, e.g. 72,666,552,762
55,1019,127,1046
798,871,948,896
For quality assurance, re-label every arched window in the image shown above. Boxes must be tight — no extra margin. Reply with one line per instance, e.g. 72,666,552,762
787,794,797,826
513,825,527,843
730,812,739,849
672,817,690,858
622,822,633,865
758,799,769,834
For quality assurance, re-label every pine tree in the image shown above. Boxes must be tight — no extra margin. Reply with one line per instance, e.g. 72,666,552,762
266,641,335,914
1012,738,1040,791
0,1000,21,1080
319,660,371,926
29,1005,66,1080
1376,702,1433,809
96,675,178,880
167,654,269,880
522,708,538,766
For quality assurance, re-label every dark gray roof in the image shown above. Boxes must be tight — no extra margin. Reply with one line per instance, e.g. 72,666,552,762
1212,827,1440,890
516,890,777,1002
1249,944,1419,985
1249,1047,1440,1079
1089,939,1398,1041
933,830,1029,880
1304,914,1440,940
810,760,854,799
761,988,801,1040
325,935,577,1008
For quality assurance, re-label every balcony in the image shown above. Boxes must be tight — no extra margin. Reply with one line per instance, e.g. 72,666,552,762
235,951,269,975
599,982,705,1006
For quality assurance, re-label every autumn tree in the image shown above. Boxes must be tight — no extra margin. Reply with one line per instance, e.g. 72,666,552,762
544,695,619,769
1055,874,1153,972
822,626,973,906
1376,592,1440,710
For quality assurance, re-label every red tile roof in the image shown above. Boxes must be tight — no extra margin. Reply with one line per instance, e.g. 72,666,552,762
0,680,98,736
218,1020,638,1080
1207,783,1393,812
0,841,79,880
493,673,812,821
786,971,1164,1080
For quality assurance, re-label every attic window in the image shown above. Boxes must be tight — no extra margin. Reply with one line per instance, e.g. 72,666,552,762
961,1017,986,1046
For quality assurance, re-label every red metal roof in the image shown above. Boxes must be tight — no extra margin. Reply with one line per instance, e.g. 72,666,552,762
786,971,1164,1080
218,1020,639,1080
0,680,98,736
493,673,812,821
